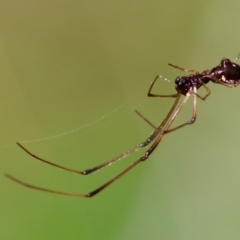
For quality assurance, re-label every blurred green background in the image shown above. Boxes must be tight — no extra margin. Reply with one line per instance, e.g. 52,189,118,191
1,1,240,239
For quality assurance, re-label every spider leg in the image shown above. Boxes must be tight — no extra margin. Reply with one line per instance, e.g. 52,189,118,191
6,158,143,198
148,75,178,98
164,86,197,134
168,63,199,74
134,109,157,129
195,82,211,100
5,91,192,198
137,84,203,134
5,174,88,198
15,142,141,175
11,94,181,177
135,74,180,128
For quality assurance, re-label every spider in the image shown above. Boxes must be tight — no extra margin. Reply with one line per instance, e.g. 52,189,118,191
5,53,240,198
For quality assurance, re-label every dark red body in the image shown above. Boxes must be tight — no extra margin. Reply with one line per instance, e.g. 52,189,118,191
175,58,240,96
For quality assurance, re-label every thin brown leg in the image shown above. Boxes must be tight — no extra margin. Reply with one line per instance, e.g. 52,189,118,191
139,86,199,135
165,84,211,134
136,74,179,128
168,63,199,74
16,142,84,174
164,87,197,134
195,82,211,100
134,109,157,129
5,91,192,198
5,174,89,198
16,142,141,175
148,75,179,98
11,95,181,177
141,91,192,157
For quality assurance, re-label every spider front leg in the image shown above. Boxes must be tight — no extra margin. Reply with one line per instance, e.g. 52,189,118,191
87,89,194,197
148,75,178,98
14,141,143,176
5,91,191,198
195,82,211,100
161,84,210,134
134,109,157,129
8,94,181,181
135,74,179,128
168,63,200,75
162,87,197,134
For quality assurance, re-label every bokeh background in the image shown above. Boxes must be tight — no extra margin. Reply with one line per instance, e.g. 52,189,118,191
1,1,240,239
